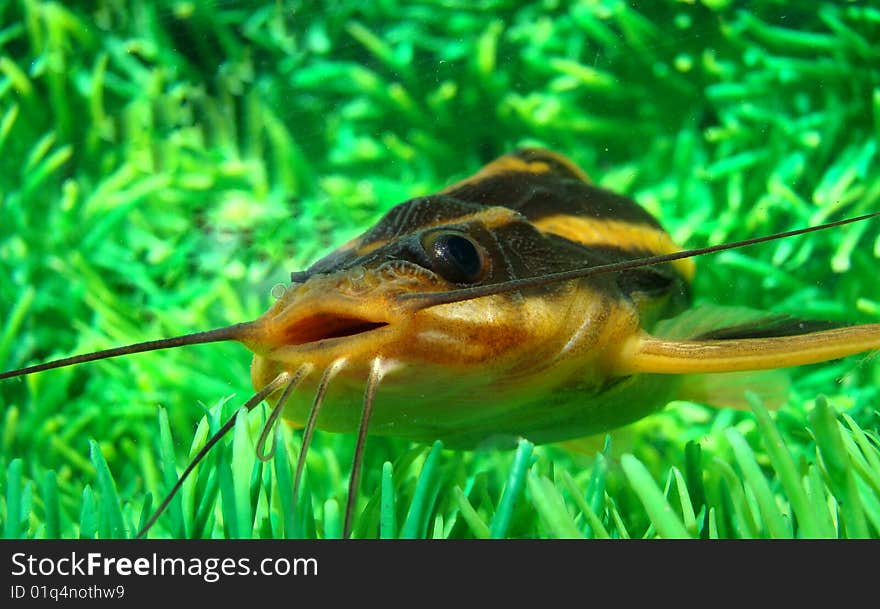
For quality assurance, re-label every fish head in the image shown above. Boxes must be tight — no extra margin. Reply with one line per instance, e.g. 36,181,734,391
244,195,638,442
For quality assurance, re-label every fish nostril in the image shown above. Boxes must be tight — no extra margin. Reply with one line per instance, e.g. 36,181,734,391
280,313,389,346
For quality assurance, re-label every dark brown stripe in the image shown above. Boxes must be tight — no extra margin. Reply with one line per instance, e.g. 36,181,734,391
298,197,490,279
693,317,846,341
578,242,691,303
443,172,664,230
355,197,488,250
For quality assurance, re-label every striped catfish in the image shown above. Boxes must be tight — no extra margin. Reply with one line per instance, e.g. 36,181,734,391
3,148,879,537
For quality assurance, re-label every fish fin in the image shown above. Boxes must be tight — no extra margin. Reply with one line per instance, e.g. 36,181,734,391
608,323,880,376
678,370,790,410
652,304,824,340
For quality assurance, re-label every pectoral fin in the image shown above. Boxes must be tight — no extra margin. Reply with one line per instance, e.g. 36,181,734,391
652,304,841,341
678,370,790,410
609,324,880,376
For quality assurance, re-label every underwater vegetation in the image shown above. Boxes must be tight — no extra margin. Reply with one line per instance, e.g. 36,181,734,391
1,0,879,538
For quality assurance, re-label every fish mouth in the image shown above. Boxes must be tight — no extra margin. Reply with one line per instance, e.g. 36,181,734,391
278,312,390,346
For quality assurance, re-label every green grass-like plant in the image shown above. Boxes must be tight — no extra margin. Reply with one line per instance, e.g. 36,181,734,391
1,0,879,538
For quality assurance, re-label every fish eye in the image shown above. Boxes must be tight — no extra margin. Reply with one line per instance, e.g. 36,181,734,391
422,231,487,284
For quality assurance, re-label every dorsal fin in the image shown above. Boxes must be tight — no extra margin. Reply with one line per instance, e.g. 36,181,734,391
651,304,841,341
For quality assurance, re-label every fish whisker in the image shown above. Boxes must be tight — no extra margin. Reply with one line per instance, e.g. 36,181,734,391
343,357,385,539
136,370,291,539
256,364,313,462
291,358,347,525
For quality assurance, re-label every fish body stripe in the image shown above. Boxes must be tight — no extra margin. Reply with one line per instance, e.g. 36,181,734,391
439,148,590,193
352,206,522,257
532,214,695,282
296,149,689,306
442,172,664,230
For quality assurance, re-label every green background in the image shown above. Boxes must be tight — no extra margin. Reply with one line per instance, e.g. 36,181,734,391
1,0,879,538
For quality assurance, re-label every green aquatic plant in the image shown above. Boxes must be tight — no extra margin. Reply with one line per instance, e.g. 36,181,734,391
1,0,879,538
